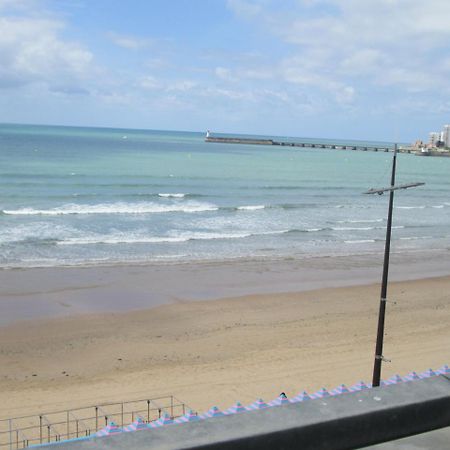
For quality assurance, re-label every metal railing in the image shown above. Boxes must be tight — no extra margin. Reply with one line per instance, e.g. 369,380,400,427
0,395,190,449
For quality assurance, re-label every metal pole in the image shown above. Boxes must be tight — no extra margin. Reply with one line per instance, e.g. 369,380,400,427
372,144,397,387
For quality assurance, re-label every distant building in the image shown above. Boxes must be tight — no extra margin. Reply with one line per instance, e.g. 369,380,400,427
429,132,441,147
428,125,450,149
442,125,450,148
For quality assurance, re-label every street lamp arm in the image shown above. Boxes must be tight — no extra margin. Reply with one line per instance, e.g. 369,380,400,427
363,182,425,195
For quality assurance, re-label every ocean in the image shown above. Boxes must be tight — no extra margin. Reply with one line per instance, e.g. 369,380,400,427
1,123,449,268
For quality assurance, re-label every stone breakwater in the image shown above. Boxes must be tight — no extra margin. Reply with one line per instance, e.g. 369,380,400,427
205,136,392,152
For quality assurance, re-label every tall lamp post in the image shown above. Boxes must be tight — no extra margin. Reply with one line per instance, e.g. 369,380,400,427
364,144,424,387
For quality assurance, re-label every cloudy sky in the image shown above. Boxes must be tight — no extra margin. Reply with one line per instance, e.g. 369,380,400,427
1,0,449,141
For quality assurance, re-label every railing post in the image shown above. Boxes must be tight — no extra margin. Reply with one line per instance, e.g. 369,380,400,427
2,394,184,449
9,418,12,450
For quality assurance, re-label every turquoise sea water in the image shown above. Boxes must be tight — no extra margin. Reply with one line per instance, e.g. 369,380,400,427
0,123,449,268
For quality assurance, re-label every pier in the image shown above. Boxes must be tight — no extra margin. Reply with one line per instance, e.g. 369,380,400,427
205,136,392,152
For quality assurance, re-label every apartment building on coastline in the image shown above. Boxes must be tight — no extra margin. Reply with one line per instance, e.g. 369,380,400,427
429,124,450,148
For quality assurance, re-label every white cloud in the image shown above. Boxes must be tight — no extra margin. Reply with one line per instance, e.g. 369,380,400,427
138,76,161,90
0,16,93,91
166,80,197,92
203,87,251,101
340,49,387,75
227,0,450,106
0,0,36,12
226,0,263,18
215,66,234,81
107,32,154,50
335,85,355,104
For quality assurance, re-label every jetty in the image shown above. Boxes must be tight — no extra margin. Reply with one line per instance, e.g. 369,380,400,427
205,133,392,152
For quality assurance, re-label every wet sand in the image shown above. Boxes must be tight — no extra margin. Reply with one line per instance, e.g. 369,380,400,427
0,252,449,420
1,249,450,326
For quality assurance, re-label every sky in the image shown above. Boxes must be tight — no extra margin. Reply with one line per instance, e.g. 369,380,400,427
1,0,450,141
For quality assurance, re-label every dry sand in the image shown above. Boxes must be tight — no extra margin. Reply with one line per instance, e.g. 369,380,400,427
0,270,449,420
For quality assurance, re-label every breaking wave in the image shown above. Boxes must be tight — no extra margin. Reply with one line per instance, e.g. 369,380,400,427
56,229,290,246
237,205,266,211
336,219,383,224
2,201,219,215
158,193,187,198
331,225,404,231
344,239,377,244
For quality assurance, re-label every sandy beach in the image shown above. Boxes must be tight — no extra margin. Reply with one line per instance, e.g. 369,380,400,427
0,251,449,421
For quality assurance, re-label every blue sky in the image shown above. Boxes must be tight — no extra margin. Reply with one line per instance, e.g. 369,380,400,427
1,0,449,141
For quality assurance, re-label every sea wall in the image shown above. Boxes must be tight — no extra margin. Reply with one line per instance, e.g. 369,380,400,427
205,137,274,145
36,375,450,449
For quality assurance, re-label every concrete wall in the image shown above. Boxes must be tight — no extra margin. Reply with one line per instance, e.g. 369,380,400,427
35,375,450,450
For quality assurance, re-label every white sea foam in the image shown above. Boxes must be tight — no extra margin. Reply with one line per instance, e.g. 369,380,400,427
260,229,290,235
332,226,374,231
431,205,444,209
0,222,76,244
59,236,189,245
237,205,265,211
158,193,186,198
396,206,426,210
336,219,383,224
56,229,292,246
58,232,251,245
344,239,376,244
332,225,404,231
399,236,432,241
3,201,218,215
